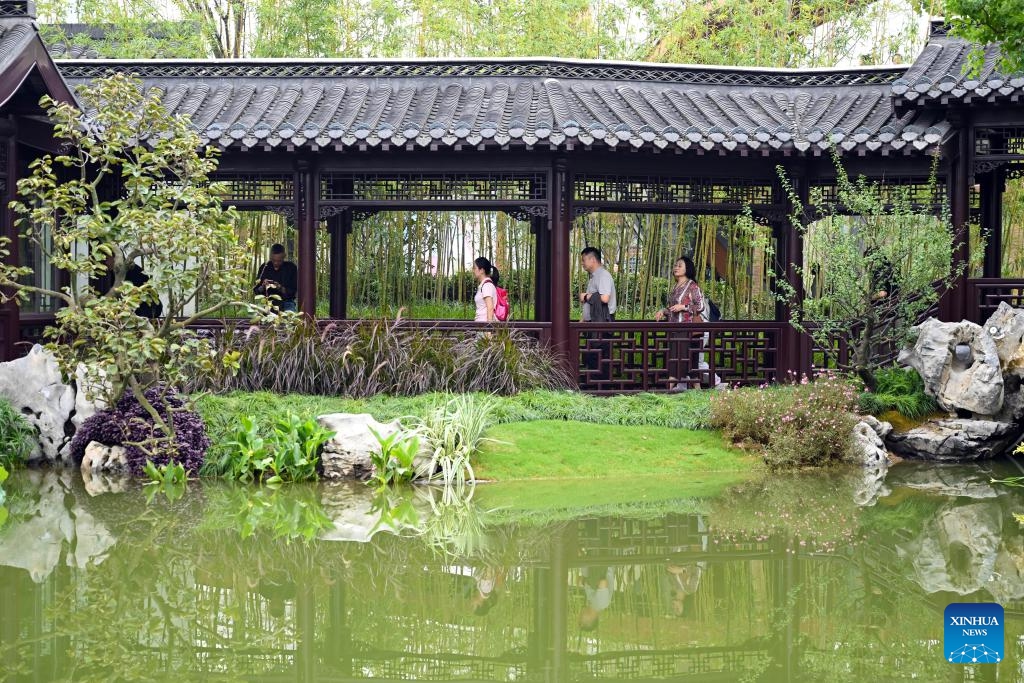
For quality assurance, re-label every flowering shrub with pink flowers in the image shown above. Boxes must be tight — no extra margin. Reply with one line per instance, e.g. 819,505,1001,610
709,373,860,469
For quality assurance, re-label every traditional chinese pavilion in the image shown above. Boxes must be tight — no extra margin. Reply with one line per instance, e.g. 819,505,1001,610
0,0,1021,392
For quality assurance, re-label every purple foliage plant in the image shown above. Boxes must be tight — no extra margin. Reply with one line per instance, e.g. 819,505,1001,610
70,386,209,475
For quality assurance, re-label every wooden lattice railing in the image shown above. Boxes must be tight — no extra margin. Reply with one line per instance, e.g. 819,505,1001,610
569,322,784,394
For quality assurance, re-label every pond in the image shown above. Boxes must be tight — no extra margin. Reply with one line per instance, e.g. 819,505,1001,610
1,462,1023,682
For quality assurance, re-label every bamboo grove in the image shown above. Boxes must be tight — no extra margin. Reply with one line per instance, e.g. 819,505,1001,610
228,210,776,321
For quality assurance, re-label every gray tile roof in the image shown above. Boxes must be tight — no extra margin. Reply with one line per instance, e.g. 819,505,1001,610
892,22,1024,105
56,58,951,155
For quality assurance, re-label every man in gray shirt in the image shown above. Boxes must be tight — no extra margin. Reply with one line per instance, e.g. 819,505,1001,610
579,247,616,321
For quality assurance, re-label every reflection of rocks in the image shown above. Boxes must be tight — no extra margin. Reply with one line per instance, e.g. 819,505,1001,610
318,413,403,479
319,482,426,542
81,469,131,497
884,464,999,499
886,419,1021,461
898,318,1003,415
0,471,116,582
853,465,891,507
899,497,1024,603
319,483,385,542
81,441,128,473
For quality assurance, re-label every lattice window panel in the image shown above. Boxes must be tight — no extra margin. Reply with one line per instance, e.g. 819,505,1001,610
975,128,1024,157
574,650,771,679
0,1,32,17
577,326,779,393
60,60,902,88
320,172,547,202
811,178,946,212
0,143,9,171
349,655,529,681
975,285,1024,323
210,173,294,202
574,175,776,206
575,515,707,557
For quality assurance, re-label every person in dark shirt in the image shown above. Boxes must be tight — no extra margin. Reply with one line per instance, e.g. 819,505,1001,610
254,243,298,312
125,263,163,319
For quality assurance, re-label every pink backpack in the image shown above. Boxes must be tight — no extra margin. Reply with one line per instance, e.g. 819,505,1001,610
485,279,510,321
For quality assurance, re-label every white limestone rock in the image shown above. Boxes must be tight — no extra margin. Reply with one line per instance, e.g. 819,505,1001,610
850,420,891,468
898,318,1003,415
0,345,74,463
317,413,403,479
81,441,128,473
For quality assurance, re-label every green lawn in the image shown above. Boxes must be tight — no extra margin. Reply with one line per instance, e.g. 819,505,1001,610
475,420,758,480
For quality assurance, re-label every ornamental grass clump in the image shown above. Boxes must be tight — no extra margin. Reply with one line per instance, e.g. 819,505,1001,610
710,374,859,470
191,317,572,397
69,387,209,476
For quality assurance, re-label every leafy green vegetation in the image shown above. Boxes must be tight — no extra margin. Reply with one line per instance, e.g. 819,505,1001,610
143,461,188,502
777,153,964,391
0,75,270,425
202,412,334,483
368,428,421,488
858,367,938,420
0,398,35,469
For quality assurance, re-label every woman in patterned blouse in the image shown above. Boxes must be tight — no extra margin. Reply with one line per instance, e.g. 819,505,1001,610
655,256,705,323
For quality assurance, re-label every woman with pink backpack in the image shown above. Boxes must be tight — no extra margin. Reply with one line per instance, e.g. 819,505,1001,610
472,257,509,322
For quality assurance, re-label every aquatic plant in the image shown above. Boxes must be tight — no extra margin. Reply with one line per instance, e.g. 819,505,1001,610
368,427,421,488
69,387,209,475
210,412,333,484
143,461,188,502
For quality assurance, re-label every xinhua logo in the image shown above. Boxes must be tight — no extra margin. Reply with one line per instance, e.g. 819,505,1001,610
944,603,1004,664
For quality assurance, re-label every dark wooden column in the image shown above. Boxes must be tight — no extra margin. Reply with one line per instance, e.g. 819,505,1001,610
296,159,317,316
550,159,571,369
0,135,16,361
941,124,972,322
329,211,350,318
770,217,789,323
532,215,551,322
981,169,1004,279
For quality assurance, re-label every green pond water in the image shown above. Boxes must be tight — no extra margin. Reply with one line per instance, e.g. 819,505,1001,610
2,462,1024,682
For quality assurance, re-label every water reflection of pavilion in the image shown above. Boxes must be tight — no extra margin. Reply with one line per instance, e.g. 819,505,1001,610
4,474,1012,683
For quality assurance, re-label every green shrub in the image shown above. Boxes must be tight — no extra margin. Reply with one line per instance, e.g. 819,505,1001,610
0,398,36,468
858,367,938,419
206,412,334,483
710,375,859,469
189,318,573,398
